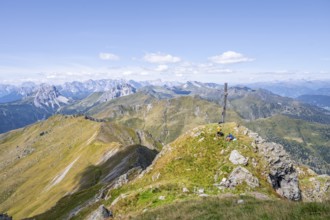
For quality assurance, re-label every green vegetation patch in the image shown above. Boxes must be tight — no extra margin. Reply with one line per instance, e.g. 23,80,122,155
133,196,330,220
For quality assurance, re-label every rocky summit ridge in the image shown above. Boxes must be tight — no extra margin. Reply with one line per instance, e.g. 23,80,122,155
105,123,329,218
0,121,329,219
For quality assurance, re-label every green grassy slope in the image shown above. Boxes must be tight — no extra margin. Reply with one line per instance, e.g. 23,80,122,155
89,95,241,144
0,115,159,219
135,196,330,220
105,123,281,217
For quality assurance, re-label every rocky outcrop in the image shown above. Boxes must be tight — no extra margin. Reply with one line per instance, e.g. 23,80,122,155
113,167,142,189
229,150,248,165
220,166,259,188
301,175,330,202
86,205,112,220
247,131,301,200
33,84,69,109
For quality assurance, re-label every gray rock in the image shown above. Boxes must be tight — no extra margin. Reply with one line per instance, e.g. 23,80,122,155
199,193,209,197
86,205,112,220
257,141,301,201
113,173,129,189
220,166,259,188
248,132,264,144
237,199,244,204
113,167,141,189
301,176,330,202
229,150,248,165
251,158,258,167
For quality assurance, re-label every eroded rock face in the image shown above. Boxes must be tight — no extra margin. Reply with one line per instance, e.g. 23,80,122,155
220,166,259,188
248,132,301,201
229,150,248,165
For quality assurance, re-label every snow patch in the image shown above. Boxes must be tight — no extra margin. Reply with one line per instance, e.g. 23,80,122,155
57,95,69,104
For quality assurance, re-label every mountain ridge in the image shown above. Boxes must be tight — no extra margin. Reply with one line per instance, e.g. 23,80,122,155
0,115,161,219
100,123,330,218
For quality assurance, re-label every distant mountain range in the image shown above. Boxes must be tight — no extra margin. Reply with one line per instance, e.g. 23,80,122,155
297,94,330,110
1,78,330,131
245,80,330,98
0,80,138,133
0,84,70,133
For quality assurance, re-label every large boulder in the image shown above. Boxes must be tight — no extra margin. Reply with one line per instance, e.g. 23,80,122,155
86,205,112,220
220,166,259,188
229,150,248,165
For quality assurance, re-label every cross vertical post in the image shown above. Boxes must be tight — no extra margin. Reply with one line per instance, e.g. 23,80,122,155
221,82,228,123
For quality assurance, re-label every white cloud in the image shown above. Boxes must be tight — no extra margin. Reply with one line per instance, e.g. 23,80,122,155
122,71,133,75
209,51,254,64
155,64,169,72
140,71,150,75
143,53,181,63
99,52,120,61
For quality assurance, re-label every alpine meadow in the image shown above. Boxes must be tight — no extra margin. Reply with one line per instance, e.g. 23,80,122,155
0,1,330,219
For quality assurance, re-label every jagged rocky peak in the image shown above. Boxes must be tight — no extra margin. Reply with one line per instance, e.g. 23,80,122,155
60,81,84,93
84,79,127,92
182,81,204,88
33,84,69,109
57,79,134,99
98,83,136,103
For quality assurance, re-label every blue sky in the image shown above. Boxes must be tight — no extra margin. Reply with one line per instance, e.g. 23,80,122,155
0,0,329,84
